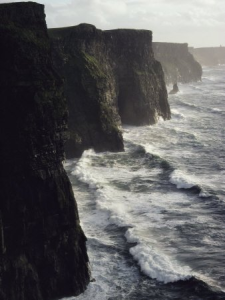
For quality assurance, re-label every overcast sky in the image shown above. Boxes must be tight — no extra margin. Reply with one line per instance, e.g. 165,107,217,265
1,0,224,47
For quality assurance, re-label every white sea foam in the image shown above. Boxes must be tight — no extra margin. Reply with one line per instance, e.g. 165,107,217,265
125,228,192,283
72,150,194,285
71,149,100,189
170,169,197,189
199,190,210,198
71,149,134,228
171,109,185,119
143,143,163,157
210,107,223,114
70,145,223,289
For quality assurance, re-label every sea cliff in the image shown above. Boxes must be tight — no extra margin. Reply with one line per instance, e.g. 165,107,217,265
49,24,170,157
189,46,225,66
0,3,90,300
153,42,202,84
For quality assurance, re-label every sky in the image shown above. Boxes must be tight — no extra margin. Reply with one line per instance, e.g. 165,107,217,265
1,0,224,47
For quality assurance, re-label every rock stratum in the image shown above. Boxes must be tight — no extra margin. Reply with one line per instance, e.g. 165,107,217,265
0,3,90,300
49,24,170,157
189,46,225,66
153,42,202,84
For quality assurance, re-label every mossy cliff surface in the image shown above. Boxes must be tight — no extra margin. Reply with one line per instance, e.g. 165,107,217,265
153,42,202,84
49,24,170,157
0,2,89,300
189,46,225,66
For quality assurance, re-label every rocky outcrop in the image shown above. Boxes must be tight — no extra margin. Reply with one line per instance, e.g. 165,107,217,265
189,46,225,66
49,24,170,157
169,83,179,95
153,42,202,84
0,3,90,300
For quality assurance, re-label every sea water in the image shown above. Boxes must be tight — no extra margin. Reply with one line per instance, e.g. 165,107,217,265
63,65,225,300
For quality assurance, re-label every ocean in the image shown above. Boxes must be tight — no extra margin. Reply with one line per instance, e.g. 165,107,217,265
63,65,225,300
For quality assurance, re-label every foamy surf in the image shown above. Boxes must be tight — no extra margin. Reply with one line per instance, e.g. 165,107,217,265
71,149,101,189
169,169,214,198
125,228,192,283
72,150,194,285
63,65,225,300
170,169,198,189
171,108,185,119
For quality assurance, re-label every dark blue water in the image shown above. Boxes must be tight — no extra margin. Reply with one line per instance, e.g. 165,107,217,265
63,65,225,300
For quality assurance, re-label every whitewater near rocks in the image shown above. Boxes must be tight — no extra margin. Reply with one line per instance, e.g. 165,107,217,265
63,65,225,300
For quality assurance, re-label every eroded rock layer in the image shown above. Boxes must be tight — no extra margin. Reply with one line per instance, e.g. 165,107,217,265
49,24,170,157
0,3,90,300
153,42,202,84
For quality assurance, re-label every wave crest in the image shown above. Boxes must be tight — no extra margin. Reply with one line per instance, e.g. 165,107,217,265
125,228,192,283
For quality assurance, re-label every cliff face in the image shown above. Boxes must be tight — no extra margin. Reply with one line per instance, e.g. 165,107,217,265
105,29,170,126
189,47,225,66
49,24,170,157
0,3,89,300
153,42,202,84
49,24,124,158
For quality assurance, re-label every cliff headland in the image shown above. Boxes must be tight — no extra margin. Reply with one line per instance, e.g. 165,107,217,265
189,46,225,66
153,42,202,84
0,3,90,300
49,24,171,157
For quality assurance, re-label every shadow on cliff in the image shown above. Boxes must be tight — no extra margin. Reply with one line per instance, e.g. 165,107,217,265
0,3,90,300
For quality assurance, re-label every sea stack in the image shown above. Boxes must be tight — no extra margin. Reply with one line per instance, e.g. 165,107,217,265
169,83,179,94
0,2,90,300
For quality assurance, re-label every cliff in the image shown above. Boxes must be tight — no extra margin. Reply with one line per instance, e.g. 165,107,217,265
0,3,90,300
153,42,202,84
49,24,170,157
189,46,225,66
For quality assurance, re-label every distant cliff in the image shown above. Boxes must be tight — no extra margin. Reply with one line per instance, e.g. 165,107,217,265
153,42,202,84
189,47,225,66
49,24,170,157
0,3,89,300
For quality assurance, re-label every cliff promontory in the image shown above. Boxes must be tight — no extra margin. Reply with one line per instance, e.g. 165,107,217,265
189,46,225,66
49,24,170,157
153,42,202,84
0,3,89,300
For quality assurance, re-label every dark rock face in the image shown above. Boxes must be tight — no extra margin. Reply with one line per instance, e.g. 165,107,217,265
105,29,170,126
0,3,90,300
49,24,170,157
169,83,179,95
49,24,124,158
153,42,202,84
189,46,225,66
